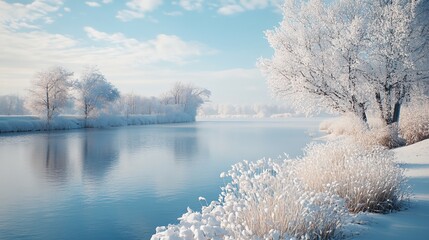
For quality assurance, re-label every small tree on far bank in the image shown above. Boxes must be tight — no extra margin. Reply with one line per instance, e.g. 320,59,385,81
74,67,120,120
27,66,73,123
0,95,27,115
162,82,211,120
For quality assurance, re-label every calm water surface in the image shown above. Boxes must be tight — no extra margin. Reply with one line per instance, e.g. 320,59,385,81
0,119,322,239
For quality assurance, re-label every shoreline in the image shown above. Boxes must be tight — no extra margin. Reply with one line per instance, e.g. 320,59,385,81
0,113,195,134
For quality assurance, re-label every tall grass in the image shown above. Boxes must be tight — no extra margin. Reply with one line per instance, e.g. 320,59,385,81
400,99,429,145
319,114,402,148
293,142,408,213
219,159,346,239
320,100,429,147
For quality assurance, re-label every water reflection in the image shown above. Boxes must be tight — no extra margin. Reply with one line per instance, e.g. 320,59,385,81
31,133,70,184
172,127,200,162
82,130,120,181
0,120,322,240
28,130,122,184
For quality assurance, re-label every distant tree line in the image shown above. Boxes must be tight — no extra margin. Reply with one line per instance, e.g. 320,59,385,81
198,103,294,118
0,66,210,124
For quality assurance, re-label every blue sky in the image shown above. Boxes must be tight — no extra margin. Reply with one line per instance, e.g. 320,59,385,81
0,0,282,104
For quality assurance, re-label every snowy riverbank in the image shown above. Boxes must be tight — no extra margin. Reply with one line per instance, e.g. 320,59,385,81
0,112,194,133
353,139,429,239
151,137,429,239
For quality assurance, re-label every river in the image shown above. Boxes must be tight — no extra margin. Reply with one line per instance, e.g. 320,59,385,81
0,119,322,239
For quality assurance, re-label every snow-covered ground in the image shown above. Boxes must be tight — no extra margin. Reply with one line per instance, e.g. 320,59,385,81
354,139,429,240
0,112,194,133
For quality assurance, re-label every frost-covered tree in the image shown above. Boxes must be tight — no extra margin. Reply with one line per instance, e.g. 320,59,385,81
163,82,211,119
259,0,371,122
260,0,427,129
74,67,120,120
27,66,73,122
412,0,429,95
0,95,26,115
364,0,420,125
121,93,157,116
123,93,139,116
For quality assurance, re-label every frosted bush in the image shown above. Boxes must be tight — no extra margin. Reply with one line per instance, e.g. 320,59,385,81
220,159,346,239
353,126,405,149
293,141,408,213
319,114,368,136
152,203,227,240
399,99,429,145
319,115,404,148
152,159,347,240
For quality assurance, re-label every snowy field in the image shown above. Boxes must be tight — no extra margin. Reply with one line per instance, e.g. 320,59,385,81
354,139,429,240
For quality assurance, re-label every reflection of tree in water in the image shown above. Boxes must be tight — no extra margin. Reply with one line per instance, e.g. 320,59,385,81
122,125,203,163
31,133,69,183
29,125,202,183
82,130,120,180
171,127,200,163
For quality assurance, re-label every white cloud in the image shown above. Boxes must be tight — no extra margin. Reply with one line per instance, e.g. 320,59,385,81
116,0,163,21
217,0,281,15
116,9,145,22
85,2,101,7
102,0,113,3
0,0,64,30
84,26,133,44
179,0,203,11
164,11,183,16
239,0,268,10
64,7,71,12
218,4,244,15
44,16,54,24
83,26,211,64
127,0,163,11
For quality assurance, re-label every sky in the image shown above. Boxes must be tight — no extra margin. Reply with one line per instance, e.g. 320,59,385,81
0,0,283,105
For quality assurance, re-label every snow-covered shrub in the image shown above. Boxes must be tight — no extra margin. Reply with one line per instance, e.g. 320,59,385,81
352,125,405,149
319,115,367,136
399,99,429,144
151,203,227,240
219,159,346,239
319,115,404,148
293,141,408,213
152,159,347,240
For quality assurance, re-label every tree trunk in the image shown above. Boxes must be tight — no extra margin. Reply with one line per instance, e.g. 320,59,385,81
85,104,88,120
352,95,368,127
385,102,404,148
392,102,401,124
46,86,50,128
358,103,368,124
84,104,89,128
